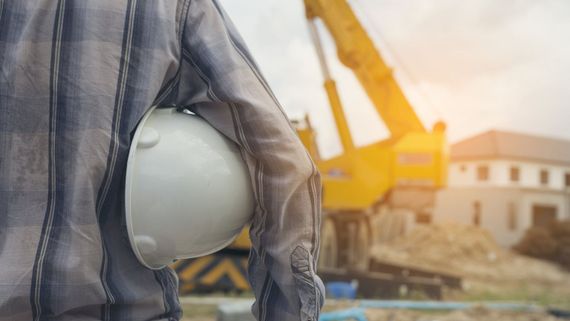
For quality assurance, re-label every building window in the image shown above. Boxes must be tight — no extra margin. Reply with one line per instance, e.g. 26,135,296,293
540,169,549,185
477,166,489,181
507,202,517,231
510,166,520,182
565,173,570,188
473,201,482,226
415,211,432,224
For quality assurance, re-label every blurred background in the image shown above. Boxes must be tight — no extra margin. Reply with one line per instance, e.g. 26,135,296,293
179,1,570,320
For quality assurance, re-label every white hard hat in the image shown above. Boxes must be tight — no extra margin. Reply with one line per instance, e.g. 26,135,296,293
125,106,254,270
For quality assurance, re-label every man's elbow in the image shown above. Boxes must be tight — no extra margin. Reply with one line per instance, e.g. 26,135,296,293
295,153,321,189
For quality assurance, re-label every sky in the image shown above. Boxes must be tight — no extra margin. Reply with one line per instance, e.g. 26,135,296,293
218,0,570,159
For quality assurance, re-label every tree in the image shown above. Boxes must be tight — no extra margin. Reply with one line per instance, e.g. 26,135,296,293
514,220,570,270
514,227,557,260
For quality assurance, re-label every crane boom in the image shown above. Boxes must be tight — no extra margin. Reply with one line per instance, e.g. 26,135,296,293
304,0,426,138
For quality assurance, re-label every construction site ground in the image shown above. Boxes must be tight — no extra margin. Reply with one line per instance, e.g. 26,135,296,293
181,224,570,320
180,297,568,321
371,224,570,307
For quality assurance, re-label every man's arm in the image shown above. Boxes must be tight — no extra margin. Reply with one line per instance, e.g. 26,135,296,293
172,0,324,320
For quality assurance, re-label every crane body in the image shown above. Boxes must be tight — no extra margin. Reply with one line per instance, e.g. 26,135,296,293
298,0,448,268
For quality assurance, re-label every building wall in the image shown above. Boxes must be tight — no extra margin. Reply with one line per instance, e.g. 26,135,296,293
435,157,570,247
449,160,570,191
434,186,570,247
434,187,521,247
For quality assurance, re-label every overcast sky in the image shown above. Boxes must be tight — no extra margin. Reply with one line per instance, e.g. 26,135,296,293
218,0,570,158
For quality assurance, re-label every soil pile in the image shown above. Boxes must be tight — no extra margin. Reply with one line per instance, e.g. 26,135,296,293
371,224,569,284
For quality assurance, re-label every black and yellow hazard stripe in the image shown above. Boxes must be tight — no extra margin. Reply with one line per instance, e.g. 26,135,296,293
172,252,250,294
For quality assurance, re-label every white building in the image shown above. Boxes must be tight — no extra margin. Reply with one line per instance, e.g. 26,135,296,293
434,130,570,247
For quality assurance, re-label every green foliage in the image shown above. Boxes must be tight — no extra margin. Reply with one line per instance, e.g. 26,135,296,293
454,284,570,310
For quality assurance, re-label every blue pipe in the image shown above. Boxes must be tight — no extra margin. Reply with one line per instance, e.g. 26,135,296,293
359,300,540,312
320,308,368,321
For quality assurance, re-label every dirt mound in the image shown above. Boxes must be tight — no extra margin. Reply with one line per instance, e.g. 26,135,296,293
371,224,569,284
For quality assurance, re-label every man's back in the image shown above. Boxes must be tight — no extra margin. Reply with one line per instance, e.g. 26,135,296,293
0,1,185,320
1,1,324,320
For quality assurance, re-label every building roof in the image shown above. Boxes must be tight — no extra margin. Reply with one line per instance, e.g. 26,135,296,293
451,130,570,165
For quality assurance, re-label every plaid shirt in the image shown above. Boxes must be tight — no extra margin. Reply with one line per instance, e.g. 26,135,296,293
0,0,324,320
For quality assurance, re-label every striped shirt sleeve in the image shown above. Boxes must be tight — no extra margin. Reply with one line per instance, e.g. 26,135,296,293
173,0,325,320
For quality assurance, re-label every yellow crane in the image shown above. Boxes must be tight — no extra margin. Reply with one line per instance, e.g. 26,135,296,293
172,0,449,291
297,0,448,269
